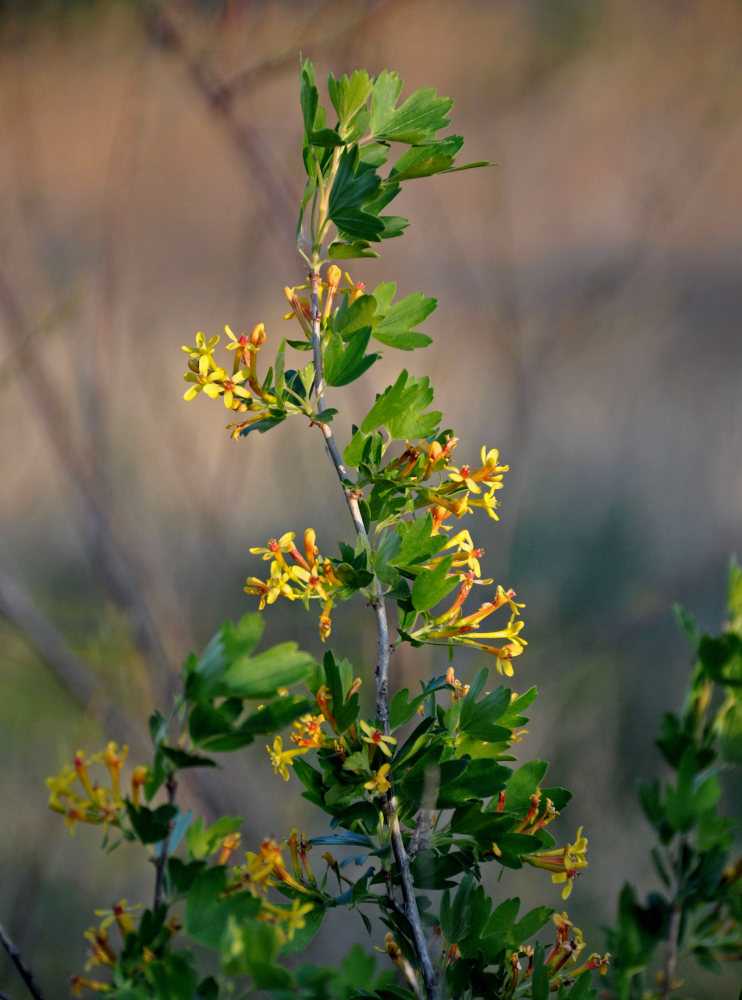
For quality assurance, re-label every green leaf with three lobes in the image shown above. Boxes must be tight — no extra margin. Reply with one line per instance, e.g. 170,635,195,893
370,70,453,143
185,867,260,950
328,70,373,132
388,136,464,181
328,146,385,242
185,614,314,701
411,555,457,612
324,328,379,386
361,369,441,439
371,284,436,350
394,513,448,569
186,816,242,860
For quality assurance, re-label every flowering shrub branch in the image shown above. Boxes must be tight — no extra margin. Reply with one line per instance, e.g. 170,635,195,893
16,61,739,1000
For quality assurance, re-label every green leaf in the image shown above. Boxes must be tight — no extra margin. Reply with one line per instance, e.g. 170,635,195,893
328,147,385,241
328,241,379,260
160,746,217,770
388,136,464,181
300,59,319,135
360,369,441,439
280,904,326,956
215,643,315,700
185,868,259,950
333,292,379,342
372,290,436,351
530,944,550,1000
393,514,448,569
328,70,373,131
503,760,549,813
370,72,453,144
411,556,457,612
125,803,176,845
344,427,369,468
324,328,379,387
389,688,430,729
186,815,242,860
221,914,289,985
379,215,410,239
185,615,262,700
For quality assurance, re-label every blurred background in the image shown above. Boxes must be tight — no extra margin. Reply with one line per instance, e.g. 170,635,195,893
1,0,741,994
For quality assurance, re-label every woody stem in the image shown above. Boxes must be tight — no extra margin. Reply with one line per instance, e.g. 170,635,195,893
309,270,437,1000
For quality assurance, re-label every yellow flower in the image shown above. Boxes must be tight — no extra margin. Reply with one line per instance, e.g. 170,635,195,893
364,763,392,795
523,827,588,899
359,720,397,758
266,736,306,781
181,331,219,376
183,366,227,401
249,531,296,562
93,899,141,939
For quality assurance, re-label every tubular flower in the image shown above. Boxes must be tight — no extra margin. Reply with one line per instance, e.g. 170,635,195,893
323,264,342,320
70,975,112,996
359,720,397,758
364,763,392,796
523,827,589,899
283,285,312,337
183,365,228,402
342,271,366,303
218,832,242,866
96,743,128,803
181,331,219,376
93,900,141,939
245,529,344,638
47,746,145,833
291,713,329,749
249,531,297,563
445,666,469,702
267,736,307,781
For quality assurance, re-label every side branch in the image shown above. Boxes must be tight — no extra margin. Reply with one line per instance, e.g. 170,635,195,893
309,270,436,1000
0,922,48,1000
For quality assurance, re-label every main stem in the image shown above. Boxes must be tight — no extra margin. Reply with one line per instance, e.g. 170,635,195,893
309,269,438,1000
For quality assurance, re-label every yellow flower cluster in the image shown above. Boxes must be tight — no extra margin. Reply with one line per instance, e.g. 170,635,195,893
69,900,177,996
508,912,609,994
46,743,149,834
244,529,341,640
226,834,315,943
182,322,285,439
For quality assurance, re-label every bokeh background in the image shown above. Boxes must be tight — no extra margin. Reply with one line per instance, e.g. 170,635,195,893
1,0,741,994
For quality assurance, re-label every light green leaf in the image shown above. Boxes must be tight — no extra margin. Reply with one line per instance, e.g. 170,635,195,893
373,291,436,350
371,72,453,143
411,556,457,612
360,369,441,439
328,70,373,131
328,241,379,260
388,136,464,181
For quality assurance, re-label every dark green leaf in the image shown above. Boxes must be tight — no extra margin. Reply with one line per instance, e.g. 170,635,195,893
324,328,379,387
328,147,384,241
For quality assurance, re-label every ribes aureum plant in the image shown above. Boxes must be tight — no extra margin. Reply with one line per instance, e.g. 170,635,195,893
35,63,741,1000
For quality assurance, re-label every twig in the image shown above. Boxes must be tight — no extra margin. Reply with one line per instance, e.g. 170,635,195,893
660,903,683,1000
0,922,48,1000
153,771,178,909
309,270,438,1000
